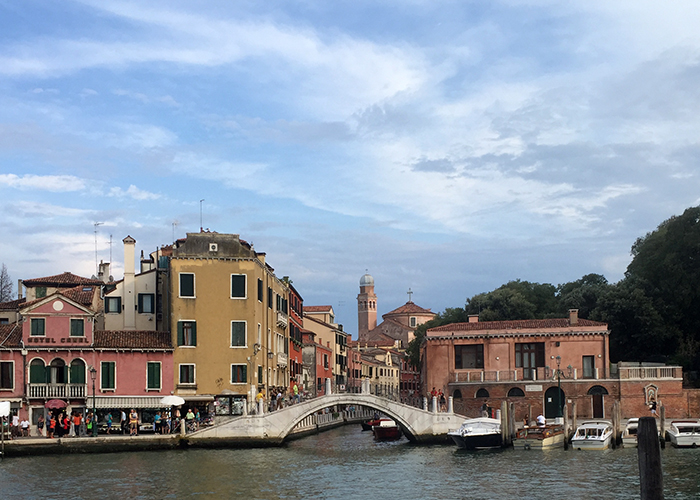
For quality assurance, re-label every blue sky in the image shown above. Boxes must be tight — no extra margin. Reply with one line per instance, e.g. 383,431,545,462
1,0,699,336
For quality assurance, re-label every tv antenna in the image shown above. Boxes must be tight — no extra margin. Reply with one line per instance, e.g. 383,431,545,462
93,222,103,275
199,199,205,231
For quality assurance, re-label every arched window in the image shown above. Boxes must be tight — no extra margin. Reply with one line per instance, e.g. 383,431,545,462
29,359,46,384
507,387,525,397
69,359,86,384
48,358,67,384
475,388,489,398
587,385,609,395
453,389,462,399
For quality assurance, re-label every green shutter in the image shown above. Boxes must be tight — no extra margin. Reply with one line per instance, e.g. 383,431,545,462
232,322,245,346
232,275,245,297
241,365,247,383
191,322,197,346
101,362,115,389
177,322,184,346
70,363,85,384
70,319,84,337
30,363,46,383
147,363,160,389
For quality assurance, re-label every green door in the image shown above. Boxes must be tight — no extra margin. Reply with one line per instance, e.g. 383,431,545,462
544,387,565,418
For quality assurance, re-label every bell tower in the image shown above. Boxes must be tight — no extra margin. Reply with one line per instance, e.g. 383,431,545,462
357,272,377,342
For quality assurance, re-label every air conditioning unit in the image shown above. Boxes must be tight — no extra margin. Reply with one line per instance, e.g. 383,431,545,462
209,243,218,252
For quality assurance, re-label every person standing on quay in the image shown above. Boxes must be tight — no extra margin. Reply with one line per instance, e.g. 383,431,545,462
106,412,112,434
129,409,139,436
37,414,45,437
121,409,127,435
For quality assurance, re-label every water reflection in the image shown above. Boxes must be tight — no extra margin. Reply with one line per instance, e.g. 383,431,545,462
2,426,700,499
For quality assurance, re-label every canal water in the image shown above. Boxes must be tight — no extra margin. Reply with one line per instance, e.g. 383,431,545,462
2,425,700,499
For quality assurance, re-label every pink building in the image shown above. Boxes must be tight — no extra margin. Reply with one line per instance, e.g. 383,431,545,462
0,274,173,434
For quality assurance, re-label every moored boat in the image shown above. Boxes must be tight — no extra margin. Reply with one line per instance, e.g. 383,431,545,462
667,419,700,448
372,418,402,441
621,418,639,447
512,424,565,450
570,420,613,450
448,417,502,450
361,419,380,431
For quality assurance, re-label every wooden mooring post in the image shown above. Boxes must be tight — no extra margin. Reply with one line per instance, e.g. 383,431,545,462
611,401,620,449
563,405,569,450
571,401,577,440
508,402,515,445
501,401,509,446
638,416,663,500
659,405,666,449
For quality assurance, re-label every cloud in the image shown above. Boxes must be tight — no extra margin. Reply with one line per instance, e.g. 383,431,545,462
108,185,161,201
0,174,87,192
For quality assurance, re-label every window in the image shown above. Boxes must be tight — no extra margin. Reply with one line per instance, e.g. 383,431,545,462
177,321,197,347
231,274,246,299
179,273,195,298
508,387,525,397
105,296,122,313
257,279,263,302
0,318,7,325
29,359,46,383
30,318,45,336
583,356,595,379
147,362,161,390
70,319,84,337
69,359,85,384
101,361,116,390
455,345,484,369
323,354,329,369
0,361,13,389
258,366,263,383
476,388,490,398
515,343,545,379
410,316,417,327
179,364,195,385
36,287,47,298
231,321,247,347
231,364,247,384
453,389,463,399
267,287,273,309
138,293,155,313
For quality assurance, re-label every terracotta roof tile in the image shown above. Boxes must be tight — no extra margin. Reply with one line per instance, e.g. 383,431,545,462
428,318,607,334
304,305,333,313
60,285,97,307
22,272,104,287
384,301,435,316
0,323,22,348
93,330,172,349
0,298,25,310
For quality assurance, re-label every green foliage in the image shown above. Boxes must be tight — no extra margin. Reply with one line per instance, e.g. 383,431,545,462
406,307,468,368
466,280,557,321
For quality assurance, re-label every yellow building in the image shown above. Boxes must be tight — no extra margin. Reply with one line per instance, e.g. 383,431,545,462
170,232,289,411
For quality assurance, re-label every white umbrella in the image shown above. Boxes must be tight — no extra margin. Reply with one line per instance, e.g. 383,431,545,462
160,395,185,406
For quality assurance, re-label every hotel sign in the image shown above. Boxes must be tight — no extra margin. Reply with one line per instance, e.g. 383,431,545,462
27,337,90,344
525,384,543,392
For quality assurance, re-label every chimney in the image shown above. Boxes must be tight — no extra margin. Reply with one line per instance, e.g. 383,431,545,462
468,314,479,323
123,236,137,329
98,260,111,283
569,309,579,326
17,279,23,299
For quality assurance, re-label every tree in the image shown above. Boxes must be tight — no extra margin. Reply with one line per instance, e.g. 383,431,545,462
465,280,558,321
406,307,468,368
557,273,609,319
0,263,13,302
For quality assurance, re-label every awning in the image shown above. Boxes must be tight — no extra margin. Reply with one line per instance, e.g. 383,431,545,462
93,396,169,409
182,395,215,402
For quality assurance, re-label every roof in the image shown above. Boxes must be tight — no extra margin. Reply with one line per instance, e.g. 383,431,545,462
428,318,607,334
0,298,25,310
22,272,104,287
304,305,333,313
384,301,434,317
93,331,172,349
0,323,21,348
60,285,97,307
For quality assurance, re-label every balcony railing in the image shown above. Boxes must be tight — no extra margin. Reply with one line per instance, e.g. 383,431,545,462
27,383,87,399
276,312,288,329
277,352,288,368
619,366,682,380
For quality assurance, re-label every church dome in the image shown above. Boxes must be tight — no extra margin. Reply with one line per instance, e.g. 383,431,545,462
360,273,374,286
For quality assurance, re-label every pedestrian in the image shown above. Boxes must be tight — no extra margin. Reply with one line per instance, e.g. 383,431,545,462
72,412,81,437
185,408,195,433
106,412,112,434
20,417,30,437
650,399,658,417
86,412,94,436
293,382,299,404
439,390,446,412
120,409,127,435
48,414,56,438
79,413,87,437
153,411,161,434
276,389,282,411
11,412,19,439
129,409,139,436
536,414,546,426
37,414,45,437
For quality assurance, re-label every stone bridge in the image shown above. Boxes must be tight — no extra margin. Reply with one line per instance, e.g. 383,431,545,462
188,393,466,447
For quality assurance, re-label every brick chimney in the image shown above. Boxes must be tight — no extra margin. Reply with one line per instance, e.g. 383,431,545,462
568,309,579,326
468,314,479,323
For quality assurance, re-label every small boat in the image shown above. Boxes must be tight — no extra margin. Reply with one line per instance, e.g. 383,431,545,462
512,424,565,450
372,418,402,441
667,419,700,448
571,420,614,450
361,418,381,431
621,418,639,447
448,417,502,450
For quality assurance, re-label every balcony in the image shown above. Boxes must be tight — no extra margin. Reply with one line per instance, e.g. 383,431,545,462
276,311,288,329
28,383,86,399
618,366,682,380
277,352,288,368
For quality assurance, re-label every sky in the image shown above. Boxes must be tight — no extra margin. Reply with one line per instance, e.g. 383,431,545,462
1,1,699,337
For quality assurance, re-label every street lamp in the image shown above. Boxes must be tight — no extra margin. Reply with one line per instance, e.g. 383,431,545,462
555,356,563,419
89,367,97,437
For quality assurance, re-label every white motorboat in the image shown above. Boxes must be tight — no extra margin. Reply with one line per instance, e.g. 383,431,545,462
512,424,566,450
571,420,614,450
621,418,639,447
447,417,502,450
667,419,700,448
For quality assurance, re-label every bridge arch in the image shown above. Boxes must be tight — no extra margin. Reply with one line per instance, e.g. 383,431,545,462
278,394,421,442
